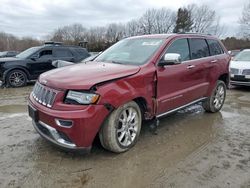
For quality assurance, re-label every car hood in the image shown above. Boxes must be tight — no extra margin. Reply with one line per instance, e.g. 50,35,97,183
39,61,141,90
0,57,20,62
230,60,250,69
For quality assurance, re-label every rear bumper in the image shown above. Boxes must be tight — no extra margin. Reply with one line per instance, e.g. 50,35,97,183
29,96,110,151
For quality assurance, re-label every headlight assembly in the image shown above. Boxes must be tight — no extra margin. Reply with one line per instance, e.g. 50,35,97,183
65,90,100,105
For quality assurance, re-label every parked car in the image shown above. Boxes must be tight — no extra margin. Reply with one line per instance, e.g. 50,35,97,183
0,42,90,87
0,51,19,58
228,49,241,58
52,53,100,68
230,49,250,86
28,34,230,153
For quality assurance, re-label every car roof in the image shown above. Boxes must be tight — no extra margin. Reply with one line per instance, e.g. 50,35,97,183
127,33,218,40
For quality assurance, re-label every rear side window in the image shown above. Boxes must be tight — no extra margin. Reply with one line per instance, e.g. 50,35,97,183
54,49,73,58
165,39,190,61
189,38,209,59
207,39,224,55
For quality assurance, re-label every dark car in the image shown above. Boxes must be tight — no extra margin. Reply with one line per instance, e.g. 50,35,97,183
0,51,19,58
0,42,90,87
28,34,230,153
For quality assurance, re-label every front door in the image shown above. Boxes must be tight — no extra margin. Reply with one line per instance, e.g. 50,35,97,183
156,38,209,115
28,49,54,78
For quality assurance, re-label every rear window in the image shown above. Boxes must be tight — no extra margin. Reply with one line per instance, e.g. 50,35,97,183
54,49,73,58
207,39,224,56
74,48,90,58
189,38,209,59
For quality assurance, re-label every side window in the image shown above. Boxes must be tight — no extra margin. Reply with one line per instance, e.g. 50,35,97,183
39,50,52,58
54,49,73,58
207,39,224,56
165,39,190,61
189,38,209,59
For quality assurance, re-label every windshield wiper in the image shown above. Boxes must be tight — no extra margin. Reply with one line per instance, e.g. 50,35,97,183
111,61,124,64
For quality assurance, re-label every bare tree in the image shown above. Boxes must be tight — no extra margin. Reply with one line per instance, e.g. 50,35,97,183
125,19,142,37
239,1,250,38
154,8,176,33
139,9,157,34
106,23,126,43
189,4,215,33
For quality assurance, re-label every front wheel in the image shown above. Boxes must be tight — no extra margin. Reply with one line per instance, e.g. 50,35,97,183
202,80,226,113
99,101,142,153
6,69,27,87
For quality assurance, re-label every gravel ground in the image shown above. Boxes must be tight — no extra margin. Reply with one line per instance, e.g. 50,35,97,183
0,85,249,188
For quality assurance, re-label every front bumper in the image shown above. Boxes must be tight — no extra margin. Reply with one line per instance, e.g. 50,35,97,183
230,75,250,86
230,80,250,86
29,96,109,151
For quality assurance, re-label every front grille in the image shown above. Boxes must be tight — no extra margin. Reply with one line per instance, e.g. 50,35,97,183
32,82,57,108
230,68,239,75
242,69,250,75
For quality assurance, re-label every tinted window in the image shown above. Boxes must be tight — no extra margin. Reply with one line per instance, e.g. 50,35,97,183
207,39,224,55
39,50,52,58
165,39,190,61
54,49,73,58
189,38,209,59
75,48,90,58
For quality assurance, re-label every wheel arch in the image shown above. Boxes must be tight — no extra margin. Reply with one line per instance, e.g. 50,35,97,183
218,73,229,88
3,67,31,81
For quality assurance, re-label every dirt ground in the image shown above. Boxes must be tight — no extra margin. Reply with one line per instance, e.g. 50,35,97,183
0,84,250,188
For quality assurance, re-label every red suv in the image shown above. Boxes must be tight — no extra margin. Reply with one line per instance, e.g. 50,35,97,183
28,34,230,153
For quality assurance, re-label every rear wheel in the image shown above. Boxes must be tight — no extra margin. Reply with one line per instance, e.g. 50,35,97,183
6,70,27,87
99,101,142,153
203,80,226,113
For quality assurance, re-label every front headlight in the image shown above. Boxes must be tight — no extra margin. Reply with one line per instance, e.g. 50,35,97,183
65,90,100,105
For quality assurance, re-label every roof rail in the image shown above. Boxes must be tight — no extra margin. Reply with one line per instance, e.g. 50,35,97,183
177,32,212,35
44,41,63,46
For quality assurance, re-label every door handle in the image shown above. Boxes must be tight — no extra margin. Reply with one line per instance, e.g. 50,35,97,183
187,65,196,69
211,59,218,63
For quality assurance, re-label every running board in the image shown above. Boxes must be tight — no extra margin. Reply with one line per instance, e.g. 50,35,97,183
156,97,207,118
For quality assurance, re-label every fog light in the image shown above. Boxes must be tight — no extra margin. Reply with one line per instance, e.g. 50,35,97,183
55,119,73,128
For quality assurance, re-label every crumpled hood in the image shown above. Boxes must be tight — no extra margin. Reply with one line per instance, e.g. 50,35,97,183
39,61,140,90
230,60,250,69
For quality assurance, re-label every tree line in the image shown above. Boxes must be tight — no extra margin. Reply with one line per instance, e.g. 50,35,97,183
0,2,249,52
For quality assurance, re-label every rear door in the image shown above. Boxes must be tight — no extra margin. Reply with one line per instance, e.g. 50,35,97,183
186,38,212,99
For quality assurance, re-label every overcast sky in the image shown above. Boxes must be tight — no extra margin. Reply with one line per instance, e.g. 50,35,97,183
0,0,247,39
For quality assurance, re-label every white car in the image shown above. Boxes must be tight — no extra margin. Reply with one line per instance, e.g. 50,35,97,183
230,49,250,86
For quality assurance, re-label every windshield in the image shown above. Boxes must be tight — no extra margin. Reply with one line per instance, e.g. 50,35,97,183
234,50,250,61
95,38,165,65
16,47,40,59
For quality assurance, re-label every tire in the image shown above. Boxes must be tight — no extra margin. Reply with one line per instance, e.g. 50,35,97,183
202,80,226,113
99,101,142,153
6,69,27,87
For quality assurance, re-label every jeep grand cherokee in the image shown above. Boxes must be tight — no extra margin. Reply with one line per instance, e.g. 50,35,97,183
28,34,230,153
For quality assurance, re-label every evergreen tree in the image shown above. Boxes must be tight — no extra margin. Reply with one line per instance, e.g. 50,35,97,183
173,8,193,33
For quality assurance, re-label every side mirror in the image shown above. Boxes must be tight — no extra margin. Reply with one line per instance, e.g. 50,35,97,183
30,54,39,61
228,51,232,55
158,53,182,67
